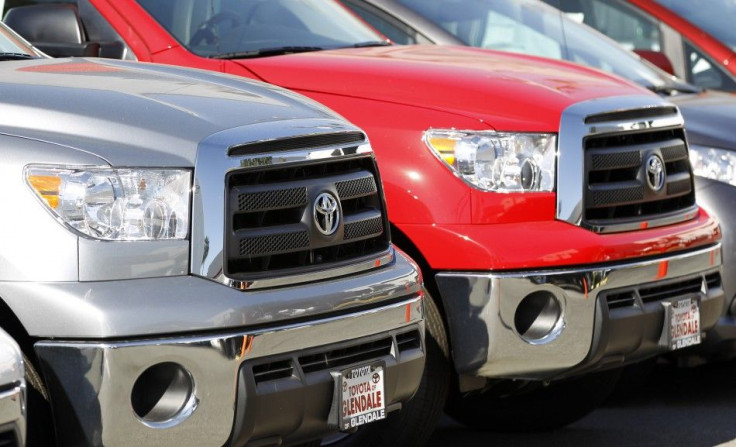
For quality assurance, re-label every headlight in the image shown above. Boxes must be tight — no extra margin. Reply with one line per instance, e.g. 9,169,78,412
424,130,556,192
689,145,736,186
26,166,191,241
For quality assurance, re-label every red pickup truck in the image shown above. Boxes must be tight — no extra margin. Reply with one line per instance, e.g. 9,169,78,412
6,0,725,444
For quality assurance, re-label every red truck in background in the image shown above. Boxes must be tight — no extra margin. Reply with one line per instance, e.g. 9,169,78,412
5,0,725,444
545,0,736,92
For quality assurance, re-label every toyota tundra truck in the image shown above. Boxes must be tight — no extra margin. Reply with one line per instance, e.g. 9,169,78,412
5,0,725,442
0,21,426,447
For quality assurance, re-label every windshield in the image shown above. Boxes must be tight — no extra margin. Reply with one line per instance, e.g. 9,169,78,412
654,0,736,52
0,21,40,57
136,0,386,57
396,0,666,87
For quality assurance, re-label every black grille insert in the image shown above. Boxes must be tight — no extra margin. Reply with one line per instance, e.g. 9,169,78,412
225,154,390,279
239,230,309,256
0,430,17,447
706,272,722,290
299,337,393,374
639,277,702,304
584,126,696,231
253,360,295,384
344,214,384,241
396,330,421,353
237,187,307,212
336,176,377,199
606,291,636,309
603,272,721,309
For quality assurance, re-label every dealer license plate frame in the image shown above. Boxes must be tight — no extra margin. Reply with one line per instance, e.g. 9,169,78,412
659,295,701,351
329,361,387,432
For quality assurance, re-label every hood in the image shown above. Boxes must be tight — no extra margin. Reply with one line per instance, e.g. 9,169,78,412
669,90,736,151
238,45,651,131
0,58,340,166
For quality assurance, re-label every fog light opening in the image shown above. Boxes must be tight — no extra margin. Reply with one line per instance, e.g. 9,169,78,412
514,291,563,344
131,362,198,428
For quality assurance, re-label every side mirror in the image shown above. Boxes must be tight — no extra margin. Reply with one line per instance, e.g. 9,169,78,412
4,4,101,57
634,49,675,76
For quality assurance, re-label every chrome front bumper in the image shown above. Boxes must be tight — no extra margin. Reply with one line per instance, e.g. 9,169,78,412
437,245,723,383
35,296,424,447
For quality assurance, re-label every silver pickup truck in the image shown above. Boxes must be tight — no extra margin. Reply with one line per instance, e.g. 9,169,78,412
0,23,425,447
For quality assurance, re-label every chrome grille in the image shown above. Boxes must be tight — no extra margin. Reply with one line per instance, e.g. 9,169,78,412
581,107,696,233
193,120,393,289
557,98,699,233
225,146,390,279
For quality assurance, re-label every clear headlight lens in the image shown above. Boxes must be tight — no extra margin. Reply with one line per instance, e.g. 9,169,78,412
424,130,556,192
26,166,191,240
689,145,736,186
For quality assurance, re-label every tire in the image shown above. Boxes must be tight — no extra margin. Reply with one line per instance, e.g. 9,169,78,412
322,288,450,447
445,367,622,432
23,353,56,447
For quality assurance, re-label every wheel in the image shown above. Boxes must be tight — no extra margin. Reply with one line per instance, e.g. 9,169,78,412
445,367,622,432
23,353,56,447
321,288,450,447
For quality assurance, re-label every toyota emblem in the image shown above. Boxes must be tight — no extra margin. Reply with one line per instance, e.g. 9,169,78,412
646,154,665,192
314,192,340,236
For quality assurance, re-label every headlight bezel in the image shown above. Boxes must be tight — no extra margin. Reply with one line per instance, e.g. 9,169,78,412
423,129,557,193
25,164,193,242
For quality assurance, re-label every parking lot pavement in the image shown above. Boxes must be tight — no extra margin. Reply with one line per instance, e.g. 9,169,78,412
428,359,736,447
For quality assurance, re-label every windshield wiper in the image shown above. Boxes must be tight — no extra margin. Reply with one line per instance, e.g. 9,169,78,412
211,46,324,60
0,53,35,61
647,83,702,95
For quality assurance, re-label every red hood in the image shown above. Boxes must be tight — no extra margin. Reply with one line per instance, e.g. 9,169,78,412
236,45,652,132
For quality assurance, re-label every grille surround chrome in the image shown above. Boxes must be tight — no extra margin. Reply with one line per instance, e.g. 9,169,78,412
557,96,697,233
191,118,393,290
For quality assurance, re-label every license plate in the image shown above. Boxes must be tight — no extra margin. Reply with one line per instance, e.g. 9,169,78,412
660,296,701,350
330,362,386,431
